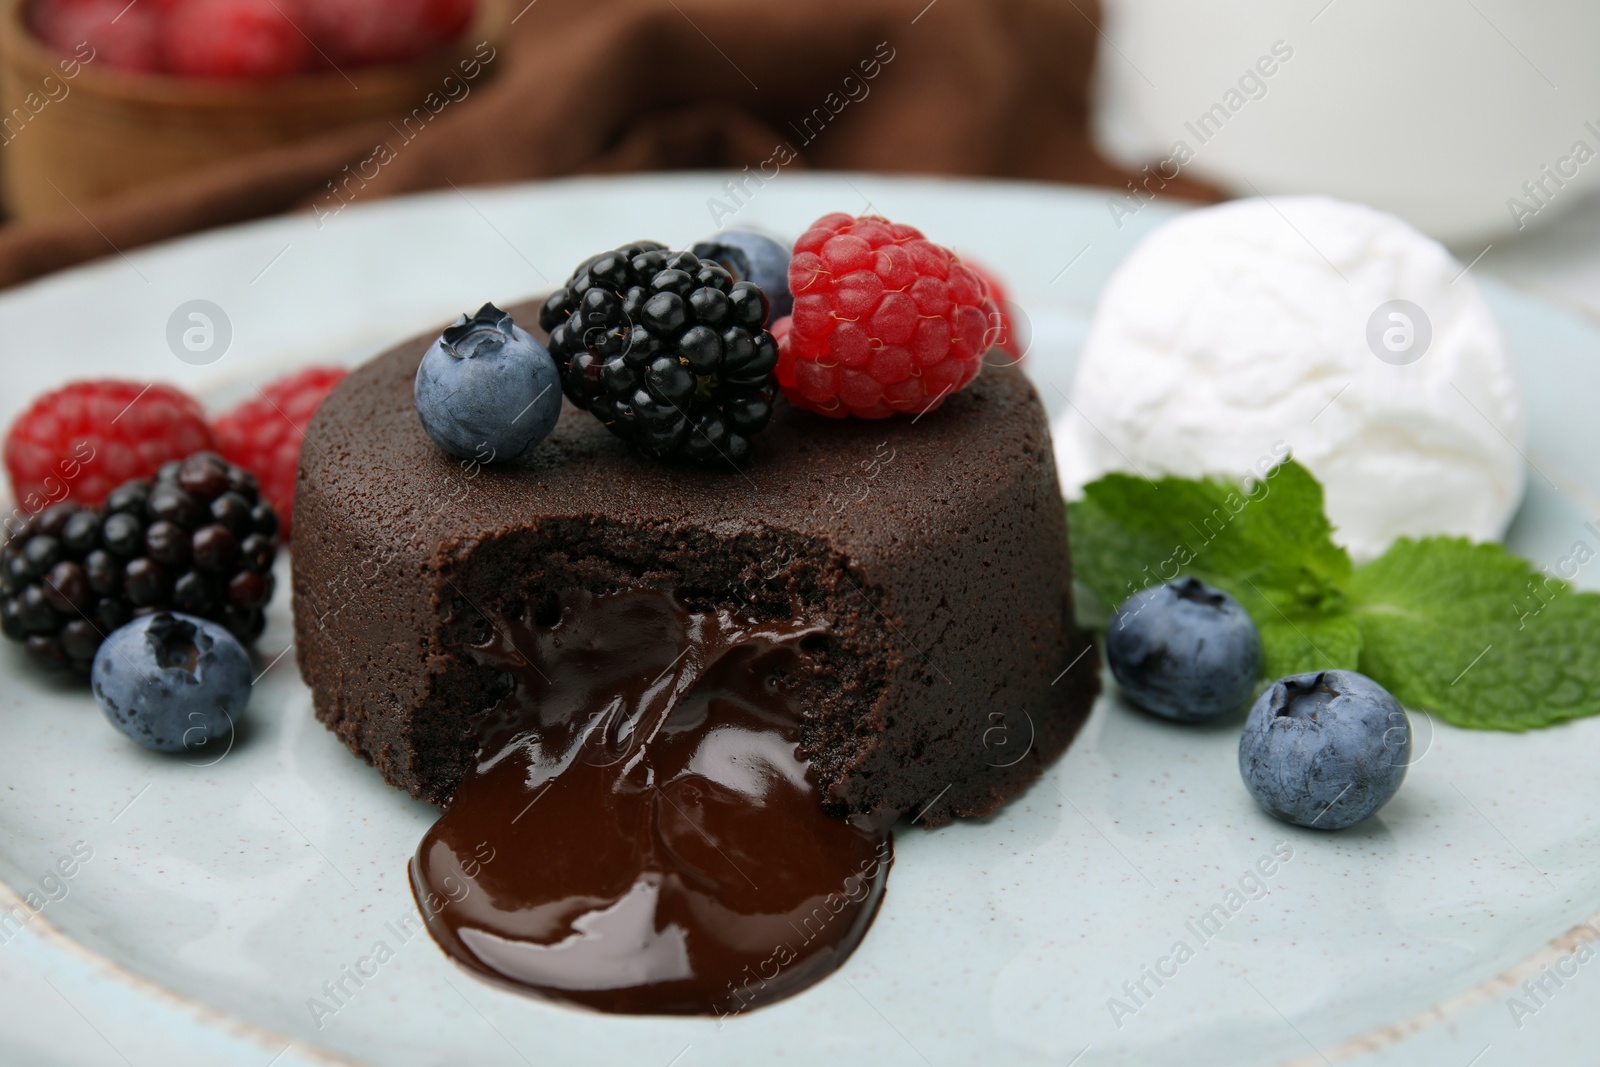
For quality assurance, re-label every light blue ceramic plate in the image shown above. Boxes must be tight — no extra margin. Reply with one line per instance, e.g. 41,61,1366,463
0,175,1596,1067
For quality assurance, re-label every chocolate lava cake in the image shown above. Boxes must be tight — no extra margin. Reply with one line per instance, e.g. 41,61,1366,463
291,300,1098,826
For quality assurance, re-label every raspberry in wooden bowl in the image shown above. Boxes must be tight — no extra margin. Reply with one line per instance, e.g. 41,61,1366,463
0,0,508,220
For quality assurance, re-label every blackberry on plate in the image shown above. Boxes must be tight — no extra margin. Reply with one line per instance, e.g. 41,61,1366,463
537,242,781,463
1,453,280,675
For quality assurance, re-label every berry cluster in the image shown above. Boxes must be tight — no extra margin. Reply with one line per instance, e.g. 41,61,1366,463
539,244,780,463
2,453,279,674
32,0,473,78
777,213,1000,419
6,371,342,543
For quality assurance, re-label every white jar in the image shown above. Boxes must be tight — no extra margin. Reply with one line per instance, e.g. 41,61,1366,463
1092,0,1600,243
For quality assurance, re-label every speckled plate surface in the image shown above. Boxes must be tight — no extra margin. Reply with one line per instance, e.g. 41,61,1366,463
1,175,1597,1067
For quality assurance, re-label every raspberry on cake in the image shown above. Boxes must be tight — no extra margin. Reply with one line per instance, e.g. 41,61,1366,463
967,259,1025,363
777,213,1000,419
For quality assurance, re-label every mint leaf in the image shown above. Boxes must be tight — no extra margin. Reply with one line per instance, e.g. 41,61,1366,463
1068,461,1361,678
1068,463,1600,731
1348,537,1600,730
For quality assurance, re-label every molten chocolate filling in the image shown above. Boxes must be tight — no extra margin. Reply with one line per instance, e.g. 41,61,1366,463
411,589,894,1015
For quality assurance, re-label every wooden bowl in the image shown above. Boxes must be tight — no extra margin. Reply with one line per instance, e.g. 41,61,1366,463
0,0,509,221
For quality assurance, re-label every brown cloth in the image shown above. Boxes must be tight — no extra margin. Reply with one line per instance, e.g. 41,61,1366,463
0,0,1216,289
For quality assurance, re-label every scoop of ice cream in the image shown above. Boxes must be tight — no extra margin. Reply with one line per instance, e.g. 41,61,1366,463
1056,196,1525,561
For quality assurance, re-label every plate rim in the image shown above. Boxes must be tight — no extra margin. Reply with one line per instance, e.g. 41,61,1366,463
1,171,1596,1066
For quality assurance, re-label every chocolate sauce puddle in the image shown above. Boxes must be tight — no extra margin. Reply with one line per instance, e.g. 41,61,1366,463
411,589,894,1015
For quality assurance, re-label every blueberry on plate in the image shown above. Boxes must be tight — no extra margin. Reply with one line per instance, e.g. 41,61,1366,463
91,612,252,754
690,230,793,320
1238,669,1411,830
1105,577,1263,722
414,303,562,462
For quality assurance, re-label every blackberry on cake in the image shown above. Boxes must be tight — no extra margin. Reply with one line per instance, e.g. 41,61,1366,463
690,230,795,320
538,243,780,463
1,453,280,674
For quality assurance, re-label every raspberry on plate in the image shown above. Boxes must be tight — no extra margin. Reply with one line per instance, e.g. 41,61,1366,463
776,213,1001,419
211,366,347,540
163,0,311,79
5,380,215,516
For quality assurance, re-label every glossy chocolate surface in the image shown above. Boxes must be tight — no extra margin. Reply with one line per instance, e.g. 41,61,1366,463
411,589,894,1015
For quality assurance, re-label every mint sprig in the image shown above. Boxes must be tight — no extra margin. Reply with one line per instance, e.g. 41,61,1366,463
1348,538,1600,730
1069,461,1600,731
